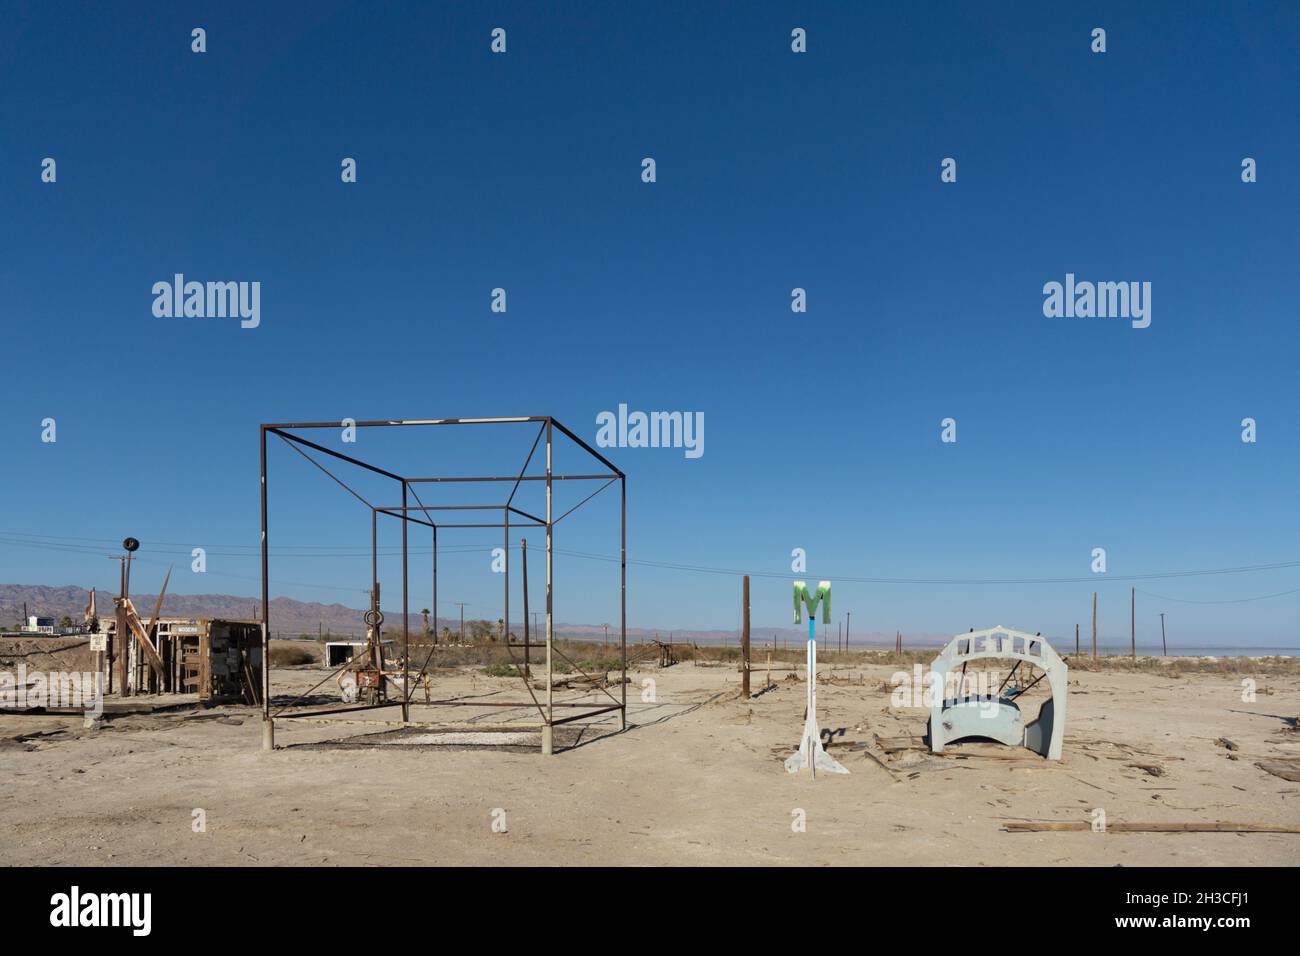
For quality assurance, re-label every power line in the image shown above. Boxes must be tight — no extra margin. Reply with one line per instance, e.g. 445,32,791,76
1135,586,1300,605
2,529,1298,589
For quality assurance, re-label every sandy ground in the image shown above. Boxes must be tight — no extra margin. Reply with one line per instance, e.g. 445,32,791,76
1,658,1297,866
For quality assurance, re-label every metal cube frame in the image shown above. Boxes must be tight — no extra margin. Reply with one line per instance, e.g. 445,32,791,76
258,416,626,754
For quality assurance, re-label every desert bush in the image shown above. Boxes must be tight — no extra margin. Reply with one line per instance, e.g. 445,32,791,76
269,642,319,666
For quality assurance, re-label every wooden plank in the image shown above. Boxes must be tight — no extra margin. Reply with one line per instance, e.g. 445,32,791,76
1004,821,1300,834
122,600,165,677
1256,759,1300,782
873,734,927,754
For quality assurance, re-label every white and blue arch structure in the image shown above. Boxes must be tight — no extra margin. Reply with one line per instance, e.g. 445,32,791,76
928,626,1068,761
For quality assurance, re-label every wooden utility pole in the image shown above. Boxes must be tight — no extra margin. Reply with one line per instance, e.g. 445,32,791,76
455,602,467,643
1160,611,1167,656
1075,623,1079,655
845,611,851,650
1130,587,1136,660
741,575,751,700
1091,592,1097,658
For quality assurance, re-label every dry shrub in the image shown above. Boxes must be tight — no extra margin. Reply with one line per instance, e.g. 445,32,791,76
269,642,319,666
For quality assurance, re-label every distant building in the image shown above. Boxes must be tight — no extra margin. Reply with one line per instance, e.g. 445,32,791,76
23,615,56,634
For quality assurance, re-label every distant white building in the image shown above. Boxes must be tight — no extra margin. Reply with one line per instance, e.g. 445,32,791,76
23,615,56,634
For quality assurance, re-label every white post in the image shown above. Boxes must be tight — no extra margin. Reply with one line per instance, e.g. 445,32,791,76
785,581,847,775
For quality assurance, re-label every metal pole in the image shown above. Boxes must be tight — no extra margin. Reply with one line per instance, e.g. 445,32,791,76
543,420,554,754
1160,612,1167,656
260,425,272,748
401,481,409,722
432,524,437,645
741,575,750,700
117,553,129,697
503,502,510,656
521,537,530,678
620,474,626,730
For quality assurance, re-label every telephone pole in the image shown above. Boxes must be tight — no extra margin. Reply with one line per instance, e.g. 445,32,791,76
1130,587,1136,660
1091,592,1097,658
1160,611,1167,656
455,602,468,643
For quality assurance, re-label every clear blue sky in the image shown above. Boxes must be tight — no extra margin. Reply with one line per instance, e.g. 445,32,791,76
2,2,1296,648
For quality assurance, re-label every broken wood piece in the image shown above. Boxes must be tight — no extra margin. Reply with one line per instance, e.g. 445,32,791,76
858,748,900,781
873,734,926,754
1127,762,1165,777
1255,759,1300,782
1004,821,1300,834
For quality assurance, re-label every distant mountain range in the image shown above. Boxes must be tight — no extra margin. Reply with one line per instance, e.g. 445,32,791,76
0,583,943,647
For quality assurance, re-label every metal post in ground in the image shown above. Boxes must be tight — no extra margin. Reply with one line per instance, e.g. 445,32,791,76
542,420,554,756
742,575,751,700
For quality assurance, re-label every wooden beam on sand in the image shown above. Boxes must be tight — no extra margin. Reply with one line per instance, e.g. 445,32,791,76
1004,821,1300,834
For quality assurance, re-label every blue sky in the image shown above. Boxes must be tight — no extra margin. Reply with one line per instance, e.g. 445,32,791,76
1,2,1296,647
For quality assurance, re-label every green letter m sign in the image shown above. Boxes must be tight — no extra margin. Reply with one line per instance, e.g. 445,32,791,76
793,580,831,625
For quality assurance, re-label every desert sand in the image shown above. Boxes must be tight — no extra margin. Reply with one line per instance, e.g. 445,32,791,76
1,654,1297,866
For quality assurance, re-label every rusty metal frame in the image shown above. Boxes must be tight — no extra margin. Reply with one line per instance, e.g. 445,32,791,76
259,417,626,754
